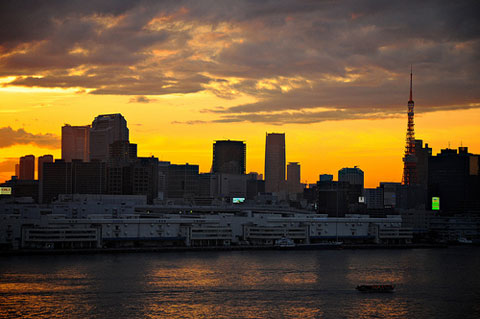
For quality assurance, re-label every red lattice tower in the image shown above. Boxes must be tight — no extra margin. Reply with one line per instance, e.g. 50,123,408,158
402,67,417,185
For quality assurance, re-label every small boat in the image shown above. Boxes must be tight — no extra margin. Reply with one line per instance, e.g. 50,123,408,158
356,284,395,293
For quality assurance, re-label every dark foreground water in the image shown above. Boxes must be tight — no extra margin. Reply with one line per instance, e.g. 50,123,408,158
1,248,480,318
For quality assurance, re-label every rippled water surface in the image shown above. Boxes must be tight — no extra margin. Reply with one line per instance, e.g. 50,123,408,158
1,247,480,318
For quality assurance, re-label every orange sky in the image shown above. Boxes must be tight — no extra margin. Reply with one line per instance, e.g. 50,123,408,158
1,2,479,188
1,86,479,187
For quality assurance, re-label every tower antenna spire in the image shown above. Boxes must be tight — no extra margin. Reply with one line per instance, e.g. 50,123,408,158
409,65,413,102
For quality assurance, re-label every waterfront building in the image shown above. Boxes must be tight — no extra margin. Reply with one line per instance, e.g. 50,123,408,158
212,140,246,174
0,194,413,250
62,124,90,162
265,133,286,193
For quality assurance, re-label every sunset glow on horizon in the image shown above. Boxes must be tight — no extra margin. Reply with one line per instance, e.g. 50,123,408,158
1,1,479,188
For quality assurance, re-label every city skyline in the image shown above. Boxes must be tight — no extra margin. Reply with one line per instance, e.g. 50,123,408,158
1,1,479,187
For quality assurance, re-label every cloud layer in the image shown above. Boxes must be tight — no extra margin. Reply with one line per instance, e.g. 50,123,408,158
1,0,479,124
0,127,60,149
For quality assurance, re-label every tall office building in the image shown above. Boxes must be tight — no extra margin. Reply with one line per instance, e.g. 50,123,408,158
316,181,363,217
265,133,286,193
38,155,53,180
166,164,199,199
319,174,333,182
90,114,129,162
338,167,364,188
415,139,432,189
287,162,302,193
105,157,159,204
108,140,137,162
41,160,107,203
62,124,90,162
19,155,35,180
428,147,480,214
212,140,246,174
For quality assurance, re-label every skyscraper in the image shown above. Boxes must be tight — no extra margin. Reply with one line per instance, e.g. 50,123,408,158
212,140,246,174
90,114,129,162
108,140,137,162
338,166,364,188
265,133,286,193
287,162,302,193
38,155,53,181
428,147,480,214
41,160,106,203
19,155,35,180
62,124,90,162
415,139,432,189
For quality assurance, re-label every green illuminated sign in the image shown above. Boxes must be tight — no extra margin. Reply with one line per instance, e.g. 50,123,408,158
432,197,440,211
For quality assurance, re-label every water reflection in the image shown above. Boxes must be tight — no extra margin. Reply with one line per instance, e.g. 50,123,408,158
351,297,409,319
1,248,480,318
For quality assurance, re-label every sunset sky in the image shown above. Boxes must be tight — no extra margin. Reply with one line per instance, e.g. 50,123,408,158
0,0,479,187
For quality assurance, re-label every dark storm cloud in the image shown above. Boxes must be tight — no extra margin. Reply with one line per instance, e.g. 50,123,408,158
0,127,59,149
1,0,479,124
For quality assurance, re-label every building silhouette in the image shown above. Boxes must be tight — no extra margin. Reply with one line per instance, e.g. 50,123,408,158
246,174,265,200
212,140,246,174
19,155,35,180
287,162,302,193
62,124,90,162
319,174,333,182
37,155,53,181
41,160,106,203
265,133,286,193
338,167,364,189
428,147,480,214
108,140,137,162
415,139,432,189
166,164,199,200
90,114,129,162
316,181,363,217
